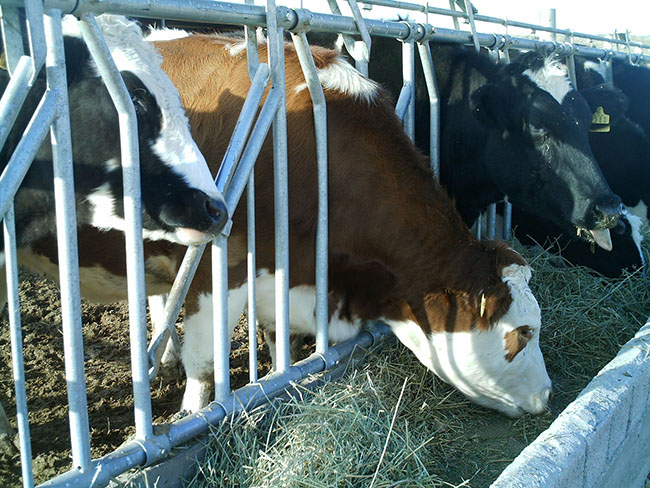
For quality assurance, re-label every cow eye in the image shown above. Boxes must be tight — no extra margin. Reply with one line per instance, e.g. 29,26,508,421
518,326,534,340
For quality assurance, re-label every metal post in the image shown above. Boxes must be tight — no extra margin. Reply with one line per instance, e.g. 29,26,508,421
464,0,480,53
267,0,291,373
326,0,371,76
45,10,92,471
503,196,512,240
213,235,230,403
486,203,497,239
4,206,34,487
0,6,25,74
549,9,557,42
78,14,153,441
244,3,259,383
291,31,329,356
417,40,440,180
402,37,415,141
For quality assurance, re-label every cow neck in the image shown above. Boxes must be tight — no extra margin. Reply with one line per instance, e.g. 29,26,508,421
330,98,517,334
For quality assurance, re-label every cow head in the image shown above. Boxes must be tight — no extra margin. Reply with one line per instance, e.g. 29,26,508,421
471,52,622,250
65,15,227,245
381,246,551,417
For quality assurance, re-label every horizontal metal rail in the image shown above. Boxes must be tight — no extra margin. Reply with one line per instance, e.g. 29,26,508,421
1,0,647,63
40,323,392,487
361,0,650,52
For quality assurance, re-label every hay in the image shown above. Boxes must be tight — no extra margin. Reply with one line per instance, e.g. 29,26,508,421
185,229,650,488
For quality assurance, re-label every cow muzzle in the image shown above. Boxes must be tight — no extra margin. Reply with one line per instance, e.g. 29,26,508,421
577,200,623,251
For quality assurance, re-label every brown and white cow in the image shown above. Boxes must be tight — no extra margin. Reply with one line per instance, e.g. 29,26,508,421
20,32,552,418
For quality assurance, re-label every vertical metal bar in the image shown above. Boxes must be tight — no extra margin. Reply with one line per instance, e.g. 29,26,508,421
292,32,329,356
548,9,557,42
267,0,290,373
213,235,230,402
503,197,512,240
476,212,482,240
0,0,47,154
23,0,46,82
326,0,370,76
0,6,25,74
246,172,258,383
402,39,415,142
244,4,259,383
45,10,92,471
417,42,440,181
499,46,512,240
486,203,496,239
463,0,480,53
346,0,371,76
4,206,34,487
448,0,461,30
78,14,153,441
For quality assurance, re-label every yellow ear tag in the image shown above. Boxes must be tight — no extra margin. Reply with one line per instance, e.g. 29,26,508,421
590,106,610,133
0,52,7,71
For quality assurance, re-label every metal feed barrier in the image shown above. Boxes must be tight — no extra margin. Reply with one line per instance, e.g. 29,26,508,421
1,1,649,486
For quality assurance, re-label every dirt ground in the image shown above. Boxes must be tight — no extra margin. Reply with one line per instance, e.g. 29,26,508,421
0,270,274,486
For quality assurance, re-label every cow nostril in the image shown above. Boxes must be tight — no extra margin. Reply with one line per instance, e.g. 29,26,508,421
546,389,553,402
205,197,225,223
595,201,623,218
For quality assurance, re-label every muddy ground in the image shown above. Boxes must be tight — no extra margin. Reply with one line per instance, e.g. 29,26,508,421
0,270,275,486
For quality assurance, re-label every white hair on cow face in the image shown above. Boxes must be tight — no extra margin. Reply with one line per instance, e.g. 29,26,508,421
523,57,573,104
388,263,552,418
66,15,219,201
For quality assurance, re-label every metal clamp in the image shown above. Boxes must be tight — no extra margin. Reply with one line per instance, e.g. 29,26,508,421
398,21,419,43
292,8,314,33
417,23,436,43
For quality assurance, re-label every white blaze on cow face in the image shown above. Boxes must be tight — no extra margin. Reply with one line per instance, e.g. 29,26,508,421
92,16,219,200
388,264,552,417
523,58,573,104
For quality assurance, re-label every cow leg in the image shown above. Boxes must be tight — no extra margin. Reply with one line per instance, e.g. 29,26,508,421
148,294,181,377
180,283,248,413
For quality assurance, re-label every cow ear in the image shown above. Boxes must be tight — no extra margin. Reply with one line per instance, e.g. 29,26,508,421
470,83,511,129
329,253,397,319
580,84,629,122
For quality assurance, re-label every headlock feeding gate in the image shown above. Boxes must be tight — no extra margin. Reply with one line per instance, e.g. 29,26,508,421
0,1,649,486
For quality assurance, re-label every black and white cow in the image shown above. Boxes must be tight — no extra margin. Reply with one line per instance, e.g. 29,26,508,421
507,80,647,277
367,39,623,251
578,60,650,225
0,15,227,272
0,15,226,449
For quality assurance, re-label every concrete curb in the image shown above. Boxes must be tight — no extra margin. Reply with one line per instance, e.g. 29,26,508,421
491,319,650,488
